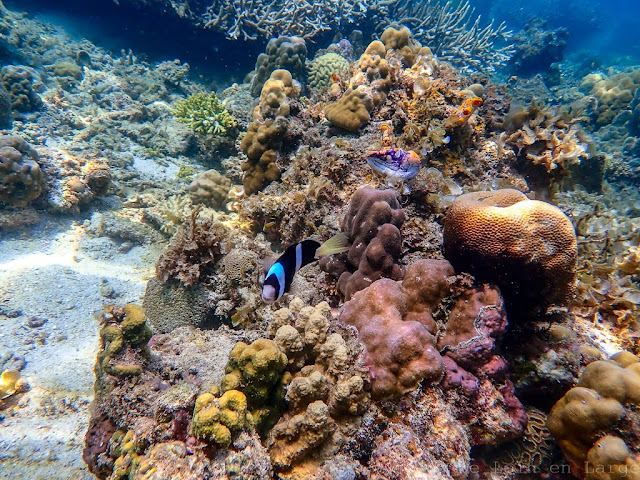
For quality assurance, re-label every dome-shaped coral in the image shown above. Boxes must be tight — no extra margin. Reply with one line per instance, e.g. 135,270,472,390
443,189,577,316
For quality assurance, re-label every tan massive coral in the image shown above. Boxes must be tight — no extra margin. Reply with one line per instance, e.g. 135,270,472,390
548,353,640,479
241,69,298,194
443,189,577,316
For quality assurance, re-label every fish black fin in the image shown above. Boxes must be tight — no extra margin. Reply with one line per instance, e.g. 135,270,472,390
315,232,350,258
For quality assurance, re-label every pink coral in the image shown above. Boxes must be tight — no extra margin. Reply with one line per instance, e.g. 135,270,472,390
340,278,444,398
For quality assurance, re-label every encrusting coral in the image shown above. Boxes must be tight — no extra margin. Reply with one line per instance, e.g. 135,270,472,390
443,188,578,317
172,91,238,136
191,387,249,448
220,339,289,438
96,304,153,378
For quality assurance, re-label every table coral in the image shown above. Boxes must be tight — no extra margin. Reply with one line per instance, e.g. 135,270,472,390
443,188,578,317
0,134,44,207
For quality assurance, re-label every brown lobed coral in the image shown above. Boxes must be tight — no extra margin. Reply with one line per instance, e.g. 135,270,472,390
241,69,299,194
443,188,578,317
320,185,405,301
0,134,45,207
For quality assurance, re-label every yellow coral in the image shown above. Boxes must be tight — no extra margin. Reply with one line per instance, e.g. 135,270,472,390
192,388,248,447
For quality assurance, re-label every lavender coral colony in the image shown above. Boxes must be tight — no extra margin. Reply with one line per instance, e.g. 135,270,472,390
3,0,640,479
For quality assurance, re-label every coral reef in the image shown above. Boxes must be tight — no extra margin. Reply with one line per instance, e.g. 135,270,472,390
142,279,214,333
380,0,514,74
188,169,232,209
192,387,249,447
443,189,578,317
96,304,152,378
0,82,11,128
265,299,369,478
324,39,392,132
547,352,640,479
502,100,594,194
249,36,306,97
172,91,238,136
220,339,289,438
201,1,370,41
241,69,299,194
307,53,350,92
0,134,45,207
509,18,569,76
320,186,405,300
0,65,42,112
339,261,449,398
155,211,230,287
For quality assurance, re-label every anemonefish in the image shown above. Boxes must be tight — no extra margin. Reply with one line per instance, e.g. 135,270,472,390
262,233,349,303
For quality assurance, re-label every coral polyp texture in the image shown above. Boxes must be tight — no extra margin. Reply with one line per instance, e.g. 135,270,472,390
240,69,299,194
320,186,406,301
0,134,44,207
547,352,640,479
443,189,578,316
172,91,238,136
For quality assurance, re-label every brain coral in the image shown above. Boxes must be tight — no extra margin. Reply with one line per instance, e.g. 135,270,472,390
307,53,350,91
443,189,577,316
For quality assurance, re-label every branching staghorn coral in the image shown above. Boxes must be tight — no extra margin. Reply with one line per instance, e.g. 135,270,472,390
380,0,514,74
200,0,512,73
202,0,371,41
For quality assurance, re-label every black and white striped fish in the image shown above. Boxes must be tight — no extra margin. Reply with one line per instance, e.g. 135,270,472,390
262,233,349,303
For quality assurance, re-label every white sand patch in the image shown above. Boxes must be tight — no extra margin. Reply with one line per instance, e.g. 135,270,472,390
0,216,159,479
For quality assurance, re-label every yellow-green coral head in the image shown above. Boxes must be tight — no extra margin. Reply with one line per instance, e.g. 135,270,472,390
173,92,238,136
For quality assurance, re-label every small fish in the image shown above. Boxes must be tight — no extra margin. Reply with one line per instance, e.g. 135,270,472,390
262,233,349,303
367,148,422,185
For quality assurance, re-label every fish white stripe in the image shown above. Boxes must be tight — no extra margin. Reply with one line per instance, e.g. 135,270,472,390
266,262,286,300
295,243,303,273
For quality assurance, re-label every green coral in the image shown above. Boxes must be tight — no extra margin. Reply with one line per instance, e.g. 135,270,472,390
192,387,249,448
173,92,238,135
221,339,289,437
307,53,350,91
